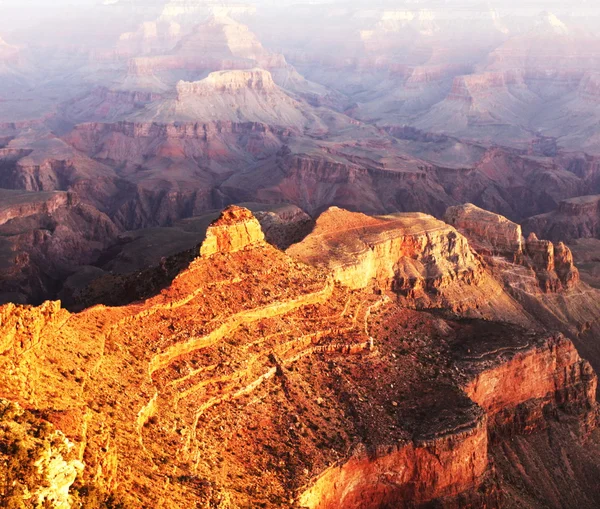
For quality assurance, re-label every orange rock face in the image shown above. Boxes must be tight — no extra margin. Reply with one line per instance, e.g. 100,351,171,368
462,333,596,435
0,206,599,508
444,202,523,260
300,417,489,509
199,205,266,257
288,207,526,320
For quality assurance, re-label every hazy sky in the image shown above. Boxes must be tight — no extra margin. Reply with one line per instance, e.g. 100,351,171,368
2,0,600,44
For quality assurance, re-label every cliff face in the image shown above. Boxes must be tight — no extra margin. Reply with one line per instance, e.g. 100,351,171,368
445,203,580,293
176,69,276,97
524,232,580,292
118,15,287,80
524,195,600,243
288,207,525,320
0,206,599,508
200,205,265,257
301,325,597,509
462,333,596,435
300,415,491,509
445,203,600,388
0,190,119,304
444,202,523,259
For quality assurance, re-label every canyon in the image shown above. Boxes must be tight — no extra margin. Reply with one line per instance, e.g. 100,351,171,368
1,204,600,508
3,4,600,307
3,2,600,508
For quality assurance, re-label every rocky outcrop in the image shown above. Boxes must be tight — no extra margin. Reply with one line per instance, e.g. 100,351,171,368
525,232,580,292
444,202,523,260
287,207,524,319
0,399,83,509
0,190,73,226
176,69,276,97
300,322,598,509
462,333,596,436
288,207,479,291
120,15,286,79
300,415,491,509
200,205,265,257
447,70,526,102
447,203,580,293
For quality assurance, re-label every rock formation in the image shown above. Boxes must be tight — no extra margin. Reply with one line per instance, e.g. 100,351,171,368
176,68,276,96
445,203,580,293
0,189,118,304
444,202,523,259
0,206,599,508
0,399,84,508
200,205,266,257
288,206,524,319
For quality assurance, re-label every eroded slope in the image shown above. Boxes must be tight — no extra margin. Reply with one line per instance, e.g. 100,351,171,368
0,205,599,509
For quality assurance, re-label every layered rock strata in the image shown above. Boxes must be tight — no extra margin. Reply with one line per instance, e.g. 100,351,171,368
445,203,580,293
524,195,600,243
0,206,598,508
287,206,525,320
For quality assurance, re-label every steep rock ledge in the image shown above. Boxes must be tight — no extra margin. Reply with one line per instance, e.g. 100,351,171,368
300,414,491,509
523,194,600,243
300,323,598,509
445,203,580,292
199,205,266,257
460,333,597,437
288,207,524,319
176,69,276,97
444,202,523,260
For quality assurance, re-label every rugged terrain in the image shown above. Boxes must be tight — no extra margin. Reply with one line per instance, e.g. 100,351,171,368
3,3,600,506
1,205,600,508
4,4,600,308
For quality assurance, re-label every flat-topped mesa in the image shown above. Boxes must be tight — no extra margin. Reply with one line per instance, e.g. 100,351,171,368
287,207,524,318
525,233,580,291
199,205,266,257
176,69,276,98
444,203,523,261
523,195,600,243
558,194,600,216
288,207,480,291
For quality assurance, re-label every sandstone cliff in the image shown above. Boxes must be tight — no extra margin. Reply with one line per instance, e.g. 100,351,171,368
444,202,523,259
445,203,580,293
176,69,276,97
288,206,525,320
200,205,265,257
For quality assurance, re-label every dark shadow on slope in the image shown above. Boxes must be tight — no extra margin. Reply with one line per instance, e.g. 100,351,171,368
61,202,315,311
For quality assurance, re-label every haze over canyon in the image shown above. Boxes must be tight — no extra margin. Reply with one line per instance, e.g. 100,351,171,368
3,1,600,508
